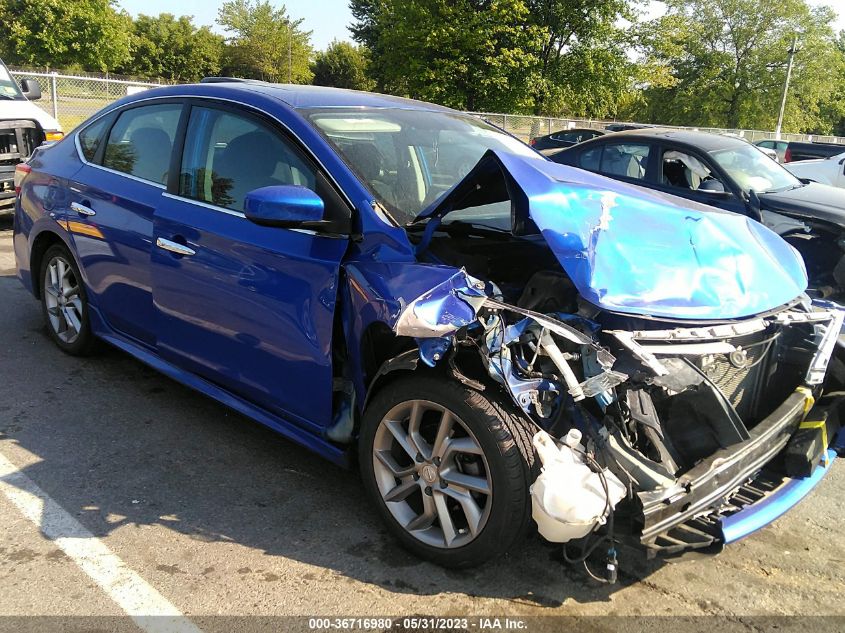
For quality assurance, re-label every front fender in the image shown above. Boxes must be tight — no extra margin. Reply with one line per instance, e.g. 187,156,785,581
342,261,483,409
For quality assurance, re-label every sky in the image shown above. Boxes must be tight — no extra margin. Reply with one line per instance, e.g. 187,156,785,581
117,0,356,50
117,0,845,52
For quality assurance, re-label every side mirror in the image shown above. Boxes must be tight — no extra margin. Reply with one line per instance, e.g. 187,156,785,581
244,185,327,229
698,179,728,194
19,79,41,101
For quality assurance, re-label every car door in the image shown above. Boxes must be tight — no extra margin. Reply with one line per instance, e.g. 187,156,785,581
651,144,748,215
151,101,352,430
833,155,845,188
68,101,185,346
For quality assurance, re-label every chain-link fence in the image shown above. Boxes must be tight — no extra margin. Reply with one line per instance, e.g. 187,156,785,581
9,70,166,131
470,111,845,146
8,69,845,145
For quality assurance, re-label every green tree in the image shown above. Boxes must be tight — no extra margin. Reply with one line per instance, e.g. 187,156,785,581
350,0,542,112
312,40,373,90
635,0,844,133
351,0,641,117
525,0,636,118
817,31,845,135
217,0,313,83
0,0,132,71
118,14,224,82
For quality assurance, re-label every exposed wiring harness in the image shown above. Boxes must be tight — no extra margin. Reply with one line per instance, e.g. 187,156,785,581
561,450,618,584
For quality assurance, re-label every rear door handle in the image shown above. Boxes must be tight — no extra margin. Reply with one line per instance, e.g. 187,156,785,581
70,201,96,216
156,237,196,257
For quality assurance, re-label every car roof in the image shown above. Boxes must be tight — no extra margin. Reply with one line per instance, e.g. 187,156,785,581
598,127,751,151
161,80,460,112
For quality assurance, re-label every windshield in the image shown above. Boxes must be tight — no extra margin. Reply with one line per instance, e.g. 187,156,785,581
0,61,24,100
304,107,538,224
709,144,801,193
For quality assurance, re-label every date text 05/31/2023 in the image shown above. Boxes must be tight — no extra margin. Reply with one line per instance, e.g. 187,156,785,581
307,617,528,630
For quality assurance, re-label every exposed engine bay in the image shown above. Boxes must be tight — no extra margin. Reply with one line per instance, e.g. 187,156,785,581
394,219,844,579
771,211,845,302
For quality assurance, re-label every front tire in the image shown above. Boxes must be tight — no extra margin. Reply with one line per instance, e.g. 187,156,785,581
39,244,96,355
359,373,537,568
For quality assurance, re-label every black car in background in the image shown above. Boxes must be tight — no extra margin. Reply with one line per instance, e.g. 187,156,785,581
785,140,845,163
551,128,845,299
529,127,604,151
604,122,655,132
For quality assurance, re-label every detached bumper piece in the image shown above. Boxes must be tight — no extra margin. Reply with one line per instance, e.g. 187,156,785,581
720,451,837,544
640,391,842,558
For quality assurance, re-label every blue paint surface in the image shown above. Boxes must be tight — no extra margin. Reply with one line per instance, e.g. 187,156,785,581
419,150,809,320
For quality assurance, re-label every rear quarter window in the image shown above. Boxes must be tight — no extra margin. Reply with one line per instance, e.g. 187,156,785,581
77,116,111,162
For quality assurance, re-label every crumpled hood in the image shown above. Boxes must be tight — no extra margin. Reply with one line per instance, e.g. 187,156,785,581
416,150,808,320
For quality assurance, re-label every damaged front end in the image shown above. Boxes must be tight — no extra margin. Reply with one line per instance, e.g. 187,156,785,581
384,149,845,568
395,268,844,561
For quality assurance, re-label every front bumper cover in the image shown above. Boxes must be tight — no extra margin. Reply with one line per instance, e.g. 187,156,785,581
721,448,837,544
640,388,841,552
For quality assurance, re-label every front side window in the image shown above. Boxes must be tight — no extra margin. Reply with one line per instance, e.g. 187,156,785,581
179,107,316,212
660,149,723,191
598,143,650,180
304,108,538,224
102,104,182,185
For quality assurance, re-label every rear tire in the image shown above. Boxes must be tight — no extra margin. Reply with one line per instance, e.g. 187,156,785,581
359,373,537,568
39,244,97,356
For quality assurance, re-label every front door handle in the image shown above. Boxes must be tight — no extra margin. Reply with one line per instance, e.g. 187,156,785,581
70,201,96,216
156,237,196,257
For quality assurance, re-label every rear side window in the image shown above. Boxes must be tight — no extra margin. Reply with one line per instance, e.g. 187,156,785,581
102,104,182,185
599,143,650,180
78,116,111,162
578,147,602,171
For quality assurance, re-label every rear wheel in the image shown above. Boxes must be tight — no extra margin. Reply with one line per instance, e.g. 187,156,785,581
359,373,537,567
39,244,96,355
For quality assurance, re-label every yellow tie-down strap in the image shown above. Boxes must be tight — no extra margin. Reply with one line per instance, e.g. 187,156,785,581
796,387,831,467
799,419,831,467
795,387,815,416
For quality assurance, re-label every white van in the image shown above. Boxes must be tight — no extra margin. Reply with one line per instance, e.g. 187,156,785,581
1,58,63,213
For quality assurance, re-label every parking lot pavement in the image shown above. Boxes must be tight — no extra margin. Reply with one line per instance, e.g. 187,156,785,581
0,215,844,629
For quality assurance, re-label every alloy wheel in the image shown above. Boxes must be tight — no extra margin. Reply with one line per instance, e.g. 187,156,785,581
371,399,493,549
43,255,84,344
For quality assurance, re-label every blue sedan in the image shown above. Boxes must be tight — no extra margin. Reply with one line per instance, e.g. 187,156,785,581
12,80,843,572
